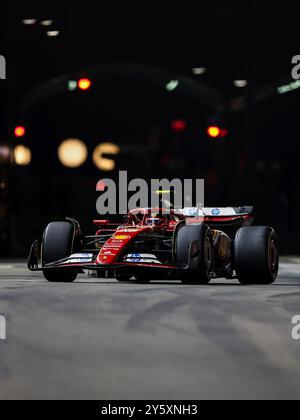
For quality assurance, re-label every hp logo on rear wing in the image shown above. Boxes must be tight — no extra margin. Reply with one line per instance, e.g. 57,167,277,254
0,55,6,79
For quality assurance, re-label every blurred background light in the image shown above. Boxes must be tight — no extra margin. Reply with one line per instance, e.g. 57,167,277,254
233,80,248,88
14,145,32,166
14,126,26,138
47,30,60,37
220,128,228,138
41,20,53,27
68,80,78,91
78,78,92,91
171,119,187,133
166,80,179,92
207,126,221,138
192,67,207,75
0,146,11,163
58,139,88,168
93,143,120,171
22,19,37,25
277,80,300,94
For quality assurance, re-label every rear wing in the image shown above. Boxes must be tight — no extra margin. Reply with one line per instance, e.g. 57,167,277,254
179,207,254,218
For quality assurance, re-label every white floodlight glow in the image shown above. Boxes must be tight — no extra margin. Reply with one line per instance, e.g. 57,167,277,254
22,19,37,25
68,80,78,91
166,80,179,92
234,80,248,88
47,30,60,37
192,67,207,75
41,20,54,26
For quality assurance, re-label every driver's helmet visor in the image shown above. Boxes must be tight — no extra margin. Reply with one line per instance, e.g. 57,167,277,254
146,217,163,226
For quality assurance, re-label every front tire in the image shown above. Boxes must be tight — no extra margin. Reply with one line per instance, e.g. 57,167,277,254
116,273,132,282
234,226,279,285
134,274,152,284
43,269,78,283
42,221,78,283
176,224,213,285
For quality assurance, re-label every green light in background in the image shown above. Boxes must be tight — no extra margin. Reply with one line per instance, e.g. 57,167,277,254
277,80,300,95
68,80,78,92
166,80,179,92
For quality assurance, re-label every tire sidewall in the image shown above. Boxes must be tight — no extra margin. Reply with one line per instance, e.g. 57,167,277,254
176,224,213,284
234,226,279,285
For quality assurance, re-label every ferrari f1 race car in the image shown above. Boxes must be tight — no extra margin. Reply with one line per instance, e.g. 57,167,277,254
28,207,279,285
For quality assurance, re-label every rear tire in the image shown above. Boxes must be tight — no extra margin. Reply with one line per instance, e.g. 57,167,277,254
234,226,279,285
42,221,78,283
176,224,213,285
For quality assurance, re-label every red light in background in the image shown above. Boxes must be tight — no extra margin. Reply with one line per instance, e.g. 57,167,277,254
220,129,228,138
171,119,187,133
207,126,221,138
14,126,26,138
78,78,92,90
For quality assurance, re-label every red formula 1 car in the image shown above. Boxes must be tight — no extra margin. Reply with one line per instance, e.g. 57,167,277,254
28,207,279,285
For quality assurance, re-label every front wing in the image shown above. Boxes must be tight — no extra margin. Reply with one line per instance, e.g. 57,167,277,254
28,240,178,273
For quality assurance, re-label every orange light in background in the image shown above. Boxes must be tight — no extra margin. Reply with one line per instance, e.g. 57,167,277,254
14,126,26,138
58,139,88,168
78,78,92,91
207,126,221,138
14,145,32,166
93,143,120,171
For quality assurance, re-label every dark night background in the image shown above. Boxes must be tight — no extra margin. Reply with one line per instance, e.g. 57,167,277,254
0,1,300,255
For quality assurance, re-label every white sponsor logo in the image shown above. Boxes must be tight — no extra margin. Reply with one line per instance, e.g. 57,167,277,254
180,207,238,217
103,244,122,249
65,254,93,264
125,254,161,264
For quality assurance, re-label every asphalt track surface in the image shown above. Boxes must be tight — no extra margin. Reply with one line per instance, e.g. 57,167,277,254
0,258,300,400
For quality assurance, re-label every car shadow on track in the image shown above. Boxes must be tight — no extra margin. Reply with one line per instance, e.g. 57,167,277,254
75,280,240,287
73,278,300,287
